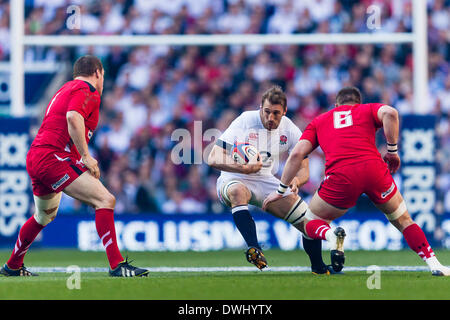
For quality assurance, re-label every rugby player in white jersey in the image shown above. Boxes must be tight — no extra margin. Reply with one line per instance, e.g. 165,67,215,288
207,86,333,274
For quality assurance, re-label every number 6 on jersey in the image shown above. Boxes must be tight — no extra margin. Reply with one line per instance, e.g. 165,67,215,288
334,110,353,129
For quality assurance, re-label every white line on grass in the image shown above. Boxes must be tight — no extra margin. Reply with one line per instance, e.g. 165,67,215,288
29,266,431,273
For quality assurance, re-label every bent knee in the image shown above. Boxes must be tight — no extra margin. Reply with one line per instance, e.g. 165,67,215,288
227,183,250,204
94,192,116,210
104,192,116,209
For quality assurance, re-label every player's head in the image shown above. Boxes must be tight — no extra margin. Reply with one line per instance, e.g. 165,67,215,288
260,85,287,130
335,86,362,106
73,55,105,95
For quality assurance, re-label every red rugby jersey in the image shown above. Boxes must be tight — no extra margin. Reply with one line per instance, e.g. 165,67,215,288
300,103,385,173
31,79,100,157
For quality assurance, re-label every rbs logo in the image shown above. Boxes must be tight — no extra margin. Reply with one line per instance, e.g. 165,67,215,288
333,111,353,129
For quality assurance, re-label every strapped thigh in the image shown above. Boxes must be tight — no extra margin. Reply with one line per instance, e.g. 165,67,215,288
384,200,407,221
33,193,62,226
284,197,308,225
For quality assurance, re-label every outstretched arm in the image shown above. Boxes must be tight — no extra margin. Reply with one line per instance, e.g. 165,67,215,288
280,140,313,187
262,139,313,210
289,157,309,194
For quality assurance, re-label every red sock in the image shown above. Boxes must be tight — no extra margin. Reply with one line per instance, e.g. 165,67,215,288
305,219,331,240
95,208,124,269
403,223,435,261
7,216,44,269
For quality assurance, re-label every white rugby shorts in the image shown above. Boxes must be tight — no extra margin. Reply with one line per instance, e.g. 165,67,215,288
216,174,294,208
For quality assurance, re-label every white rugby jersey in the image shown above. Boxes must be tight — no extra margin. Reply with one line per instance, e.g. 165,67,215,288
217,110,302,178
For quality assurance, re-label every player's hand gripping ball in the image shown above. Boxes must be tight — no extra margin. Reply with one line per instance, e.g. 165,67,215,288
232,142,260,164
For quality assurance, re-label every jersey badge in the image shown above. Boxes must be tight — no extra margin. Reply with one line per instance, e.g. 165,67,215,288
280,135,287,145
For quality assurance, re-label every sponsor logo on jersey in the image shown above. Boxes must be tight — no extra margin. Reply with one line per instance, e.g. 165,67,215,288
51,173,70,190
381,182,395,199
280,135,287,145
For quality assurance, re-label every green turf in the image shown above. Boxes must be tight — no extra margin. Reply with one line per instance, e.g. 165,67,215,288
0,249,449,300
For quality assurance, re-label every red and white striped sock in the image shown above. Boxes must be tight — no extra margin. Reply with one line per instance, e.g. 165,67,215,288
7,216,44,269
95,208,124,270
305,219,331,241
402,223,435,262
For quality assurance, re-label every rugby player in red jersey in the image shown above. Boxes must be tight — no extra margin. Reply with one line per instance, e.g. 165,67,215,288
263,86,450,276
0,55,148,277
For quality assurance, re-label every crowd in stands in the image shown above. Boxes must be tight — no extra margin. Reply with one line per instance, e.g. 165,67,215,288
0,0,448,215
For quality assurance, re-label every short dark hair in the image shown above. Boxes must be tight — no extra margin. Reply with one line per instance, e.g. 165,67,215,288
335,86,362,106
261,85,287,110
73,55,103,78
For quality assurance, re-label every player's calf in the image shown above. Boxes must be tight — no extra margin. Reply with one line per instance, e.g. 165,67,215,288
383,198,449,276
304,215,347,272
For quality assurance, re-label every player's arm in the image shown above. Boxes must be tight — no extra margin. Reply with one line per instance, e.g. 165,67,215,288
280,140,313,188
262,140,313,210
377,105,400,174
66,110,100,179
207,142,262,174
290,157,309,194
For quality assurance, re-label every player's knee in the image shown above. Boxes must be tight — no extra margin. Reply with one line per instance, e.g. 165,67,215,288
102,192,116,209
33,194,62,226
92,190,116,210
227,184,249,204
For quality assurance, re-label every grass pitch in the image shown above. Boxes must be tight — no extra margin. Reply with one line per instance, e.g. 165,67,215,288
0,249,449,300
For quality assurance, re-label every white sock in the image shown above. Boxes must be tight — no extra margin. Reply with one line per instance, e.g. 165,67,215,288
425,256,442,270
325,229,337,250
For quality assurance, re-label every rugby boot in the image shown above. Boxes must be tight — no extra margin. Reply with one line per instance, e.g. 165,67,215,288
311,264,343,275
0,263,38,276
109,258,149,277
330,227,346,272
431,265,450,276
246,246,268,270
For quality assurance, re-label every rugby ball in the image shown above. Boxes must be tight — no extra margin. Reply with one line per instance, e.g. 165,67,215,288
232,142,259,164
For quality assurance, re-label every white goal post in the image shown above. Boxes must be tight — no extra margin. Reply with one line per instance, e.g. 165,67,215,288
10,0,428,117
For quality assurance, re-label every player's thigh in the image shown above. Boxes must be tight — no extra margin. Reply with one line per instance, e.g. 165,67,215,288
308,191,348,222
63,171,115,209
265,193,300,219
373,190,414,231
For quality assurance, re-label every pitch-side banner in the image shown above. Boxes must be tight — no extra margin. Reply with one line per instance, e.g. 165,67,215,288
18,212,450,251
400,115,438,245
0,117,31,245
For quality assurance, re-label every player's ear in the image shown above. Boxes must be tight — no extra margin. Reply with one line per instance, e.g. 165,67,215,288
95,68,103,79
